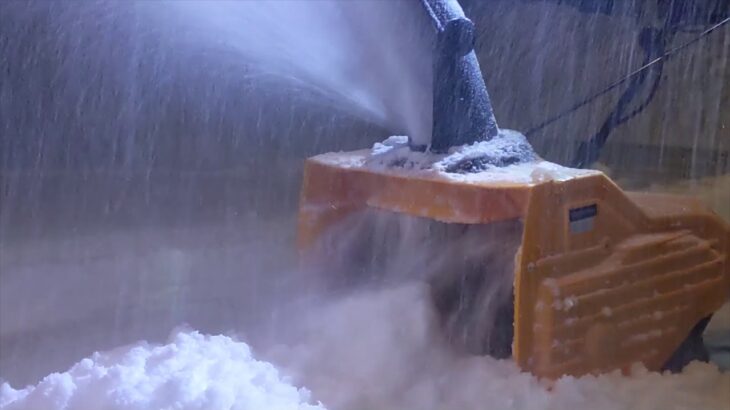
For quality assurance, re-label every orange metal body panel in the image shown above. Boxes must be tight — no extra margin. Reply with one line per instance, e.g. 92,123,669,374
298,151,730,379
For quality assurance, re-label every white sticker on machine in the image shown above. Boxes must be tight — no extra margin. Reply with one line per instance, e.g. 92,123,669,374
569,204,597,234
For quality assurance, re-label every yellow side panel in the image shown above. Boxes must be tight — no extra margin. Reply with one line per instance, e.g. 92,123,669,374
514,175,730,378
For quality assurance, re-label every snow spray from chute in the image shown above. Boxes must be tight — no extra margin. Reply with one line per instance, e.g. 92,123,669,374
137,0,434,143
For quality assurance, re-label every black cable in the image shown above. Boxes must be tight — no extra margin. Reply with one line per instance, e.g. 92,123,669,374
524,16,730,142
571,17,730,168
571,27,668,168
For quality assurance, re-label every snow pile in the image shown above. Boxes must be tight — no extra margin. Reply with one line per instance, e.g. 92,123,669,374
0,331,325,410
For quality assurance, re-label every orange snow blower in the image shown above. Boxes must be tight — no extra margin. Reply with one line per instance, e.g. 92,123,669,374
297,0,730,379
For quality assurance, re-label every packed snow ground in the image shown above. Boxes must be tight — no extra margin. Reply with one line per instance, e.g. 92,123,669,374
2,284,729,410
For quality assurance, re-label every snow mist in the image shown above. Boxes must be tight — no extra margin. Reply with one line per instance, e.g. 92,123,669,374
139,0,434,144
258,210,523,409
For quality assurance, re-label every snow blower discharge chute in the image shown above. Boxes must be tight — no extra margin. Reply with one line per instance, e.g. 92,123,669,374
297,0,730,379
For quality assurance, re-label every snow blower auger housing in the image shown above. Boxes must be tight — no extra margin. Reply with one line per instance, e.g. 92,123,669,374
297,0,730,379
297,151,730,379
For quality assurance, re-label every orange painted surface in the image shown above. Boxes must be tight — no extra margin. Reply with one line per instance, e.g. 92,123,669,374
298,152,730,379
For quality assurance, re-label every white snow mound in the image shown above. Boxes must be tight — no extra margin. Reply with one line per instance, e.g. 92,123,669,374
0,331,325,410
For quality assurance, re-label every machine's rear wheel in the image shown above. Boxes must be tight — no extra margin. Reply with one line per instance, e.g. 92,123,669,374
662,316,712,373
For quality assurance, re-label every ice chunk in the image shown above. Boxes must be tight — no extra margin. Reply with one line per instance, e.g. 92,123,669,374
563,296,578,310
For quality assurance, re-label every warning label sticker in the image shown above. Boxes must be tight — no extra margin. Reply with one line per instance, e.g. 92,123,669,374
569,204,598,234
